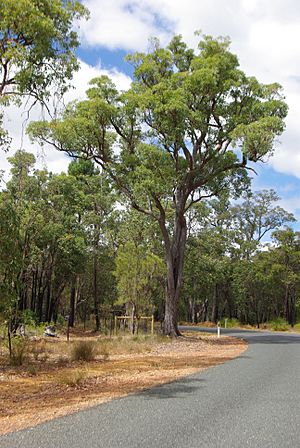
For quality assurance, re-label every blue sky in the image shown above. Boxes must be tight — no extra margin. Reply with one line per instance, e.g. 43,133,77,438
2,0,300,231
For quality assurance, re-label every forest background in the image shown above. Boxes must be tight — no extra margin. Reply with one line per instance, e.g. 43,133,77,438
1,0,300,340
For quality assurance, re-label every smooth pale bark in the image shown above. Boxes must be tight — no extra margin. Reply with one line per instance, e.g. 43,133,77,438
189,298,196,324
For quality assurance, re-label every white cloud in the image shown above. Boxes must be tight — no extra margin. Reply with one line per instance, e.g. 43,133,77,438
1,60,132,182
80,0,171,51
278,196,300,221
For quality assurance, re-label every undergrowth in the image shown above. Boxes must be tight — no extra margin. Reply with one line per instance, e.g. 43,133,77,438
269,318,289,331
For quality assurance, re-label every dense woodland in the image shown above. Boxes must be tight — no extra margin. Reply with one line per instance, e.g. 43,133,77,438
0,1,299,337
0,151,299,332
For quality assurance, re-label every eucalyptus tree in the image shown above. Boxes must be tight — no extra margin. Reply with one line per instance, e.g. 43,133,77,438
231,189,295,258
0,0,89,149
28,34,288,335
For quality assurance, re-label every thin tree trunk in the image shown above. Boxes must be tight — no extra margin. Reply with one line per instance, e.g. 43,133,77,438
211,284,219,323
284,284,289,324
189,298,195,323
93,253,100,331
69,279,76,327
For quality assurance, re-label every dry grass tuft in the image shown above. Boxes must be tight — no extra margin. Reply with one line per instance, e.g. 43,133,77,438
59,369,87,387
70,341,97,362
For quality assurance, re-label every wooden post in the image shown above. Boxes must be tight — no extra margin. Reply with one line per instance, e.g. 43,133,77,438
114,315,117,336
151,315,154,335
109,316,113,338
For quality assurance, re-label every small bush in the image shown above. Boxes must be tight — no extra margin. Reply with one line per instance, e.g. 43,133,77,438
71,340,97,361
21,310,38,327
9,336,28,366
269,318,289,331
56,314,66,327
27,365,38,376
59,369,87,387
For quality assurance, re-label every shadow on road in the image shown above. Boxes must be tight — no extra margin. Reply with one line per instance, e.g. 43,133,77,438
141,377,205,400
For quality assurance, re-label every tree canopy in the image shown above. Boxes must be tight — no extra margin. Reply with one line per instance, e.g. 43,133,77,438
0,0,89,150
28,33,288,335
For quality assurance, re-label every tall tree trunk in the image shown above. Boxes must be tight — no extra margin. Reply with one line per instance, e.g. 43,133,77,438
69,279,76,327
189,298,195,323
289,293,296,327
31,270,37,312
284,284,289,324
211,284,219,323
36,270,44,322
201,299,208,322
93,253,100,331
162,206,187,336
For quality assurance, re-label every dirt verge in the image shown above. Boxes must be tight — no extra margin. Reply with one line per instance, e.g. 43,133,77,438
0,332,247,435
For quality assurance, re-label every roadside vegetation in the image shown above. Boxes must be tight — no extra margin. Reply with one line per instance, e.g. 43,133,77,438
0,328,246,435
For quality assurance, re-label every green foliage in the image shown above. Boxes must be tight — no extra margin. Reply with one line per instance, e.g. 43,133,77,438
0,0,89,151
28,33,287,216
21,310,39,327
0,0,89,102
0,28,293,335
269,318,289,332
28,33,287,334
115,241,165,315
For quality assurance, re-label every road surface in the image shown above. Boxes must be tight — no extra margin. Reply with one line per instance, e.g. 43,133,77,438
1,328,299,448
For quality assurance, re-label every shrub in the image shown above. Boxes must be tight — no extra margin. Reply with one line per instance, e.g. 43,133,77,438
21,310,38,326
269,318,289,331
56,314,66,327
27,365,38,376
59,369,87,387
9,336,28,366
71,340,97,362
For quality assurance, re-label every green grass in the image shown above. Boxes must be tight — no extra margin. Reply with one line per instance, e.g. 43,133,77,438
269,318,289,331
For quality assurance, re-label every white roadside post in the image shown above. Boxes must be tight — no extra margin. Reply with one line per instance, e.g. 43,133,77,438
217,321,221,338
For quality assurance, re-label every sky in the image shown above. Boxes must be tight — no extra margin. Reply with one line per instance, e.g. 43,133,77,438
2,0,300,227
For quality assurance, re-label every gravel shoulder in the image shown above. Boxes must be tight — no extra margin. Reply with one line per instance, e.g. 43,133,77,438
0,332,246,435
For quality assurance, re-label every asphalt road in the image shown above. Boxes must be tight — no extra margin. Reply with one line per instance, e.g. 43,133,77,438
1,328,299,448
